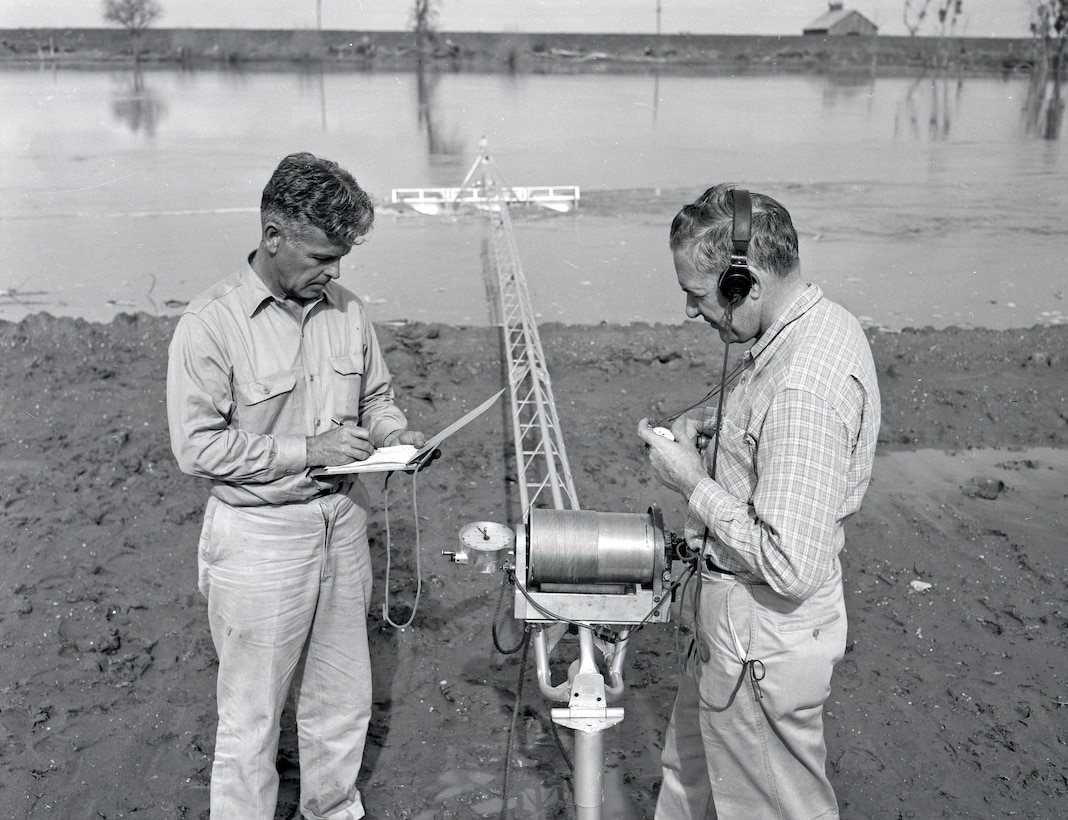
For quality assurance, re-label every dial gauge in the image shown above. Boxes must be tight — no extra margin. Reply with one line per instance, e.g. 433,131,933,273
458,521,515,551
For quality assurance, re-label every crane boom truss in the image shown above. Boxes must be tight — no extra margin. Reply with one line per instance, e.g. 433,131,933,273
483,161,581,517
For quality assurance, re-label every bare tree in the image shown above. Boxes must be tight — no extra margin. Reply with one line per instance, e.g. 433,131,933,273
102,0,164,35
410,0,440,58
103,0,163,61
903,0,963,37
903,0,931,36
1031,0,1068,46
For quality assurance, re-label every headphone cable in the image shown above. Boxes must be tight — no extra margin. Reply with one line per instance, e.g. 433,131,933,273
652,354,745,429
709,303,734,481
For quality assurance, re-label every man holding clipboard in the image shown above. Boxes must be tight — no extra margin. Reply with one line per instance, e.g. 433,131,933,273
314,388,504,476
167,152,431,820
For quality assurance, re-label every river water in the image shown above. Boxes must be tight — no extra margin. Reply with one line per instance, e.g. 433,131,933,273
1,64,1065,329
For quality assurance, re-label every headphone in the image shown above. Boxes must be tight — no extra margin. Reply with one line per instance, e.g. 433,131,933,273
718,188,753,304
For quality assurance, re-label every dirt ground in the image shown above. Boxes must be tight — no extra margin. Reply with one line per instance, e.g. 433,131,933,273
1,314,1066,819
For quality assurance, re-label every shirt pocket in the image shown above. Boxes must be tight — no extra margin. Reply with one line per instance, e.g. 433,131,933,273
329,354,364,419
234,370,297,433
715,415,757,488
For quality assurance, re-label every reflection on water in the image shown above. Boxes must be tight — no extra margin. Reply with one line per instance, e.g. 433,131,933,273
894,66,1067,142
1025,13,1068,139
0,65,1065,329
110,70,167,136
288,61,470,164
1022,62,1066,139
895,73,962,140
415,62,466,163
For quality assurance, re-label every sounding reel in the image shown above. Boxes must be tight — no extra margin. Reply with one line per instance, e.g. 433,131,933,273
451,506,673,626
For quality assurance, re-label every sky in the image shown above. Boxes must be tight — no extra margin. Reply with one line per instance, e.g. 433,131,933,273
0,0,1037,39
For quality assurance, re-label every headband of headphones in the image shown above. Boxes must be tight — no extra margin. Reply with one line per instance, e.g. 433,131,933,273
731,188,751,258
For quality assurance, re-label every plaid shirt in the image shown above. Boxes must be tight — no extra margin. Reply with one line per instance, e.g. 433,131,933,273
686,284,881,601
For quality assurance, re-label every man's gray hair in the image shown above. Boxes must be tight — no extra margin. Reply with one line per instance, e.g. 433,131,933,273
670,183,799,279
260,152,374,246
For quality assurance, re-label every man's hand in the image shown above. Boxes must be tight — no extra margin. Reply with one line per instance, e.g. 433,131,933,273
306,425,375,467
638,417,710,499
675,411,719,452
387,429,427,449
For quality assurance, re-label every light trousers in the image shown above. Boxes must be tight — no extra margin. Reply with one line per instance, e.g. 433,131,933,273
655,564,847,820
198,487,373,820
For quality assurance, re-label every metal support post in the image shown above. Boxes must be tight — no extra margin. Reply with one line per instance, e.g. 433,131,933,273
547,627,625,820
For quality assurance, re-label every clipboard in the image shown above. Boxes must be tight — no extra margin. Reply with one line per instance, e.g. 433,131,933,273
311,388,505,475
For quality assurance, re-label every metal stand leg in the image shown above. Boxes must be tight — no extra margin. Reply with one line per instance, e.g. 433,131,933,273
572,727,606,819
545,627,625,820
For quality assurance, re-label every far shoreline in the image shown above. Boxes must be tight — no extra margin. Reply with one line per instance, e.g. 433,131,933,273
0,28,1045,76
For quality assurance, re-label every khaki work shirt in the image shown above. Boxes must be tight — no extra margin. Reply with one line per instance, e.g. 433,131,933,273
167,263,408,506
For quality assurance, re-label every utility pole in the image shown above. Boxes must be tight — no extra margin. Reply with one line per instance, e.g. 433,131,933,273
656,0,662,36
316,0,322,30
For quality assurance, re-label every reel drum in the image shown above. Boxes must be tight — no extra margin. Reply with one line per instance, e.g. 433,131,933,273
515,506,671,624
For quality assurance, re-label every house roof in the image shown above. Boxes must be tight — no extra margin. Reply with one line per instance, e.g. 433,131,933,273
804,7,877,32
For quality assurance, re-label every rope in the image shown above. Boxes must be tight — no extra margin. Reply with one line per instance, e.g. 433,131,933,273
548,716,574,774
499,629,531,820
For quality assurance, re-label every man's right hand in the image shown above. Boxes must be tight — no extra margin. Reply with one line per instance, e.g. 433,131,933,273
673,412,718,452
306,425,375,467
638,417,709,500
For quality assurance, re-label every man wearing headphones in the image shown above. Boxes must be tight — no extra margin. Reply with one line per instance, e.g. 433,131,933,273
638,184,881,819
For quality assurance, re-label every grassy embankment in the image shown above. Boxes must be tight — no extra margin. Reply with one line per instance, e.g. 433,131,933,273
0,27,1042,74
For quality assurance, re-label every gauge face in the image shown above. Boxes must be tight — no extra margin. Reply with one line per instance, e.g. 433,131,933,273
458,521,515,551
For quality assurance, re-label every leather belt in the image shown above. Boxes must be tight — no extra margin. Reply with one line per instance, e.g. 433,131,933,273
704,555,735,576
316,477,355,497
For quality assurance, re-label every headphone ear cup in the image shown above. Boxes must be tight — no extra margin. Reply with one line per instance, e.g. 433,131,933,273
721,188,753,304
719,264,753,303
